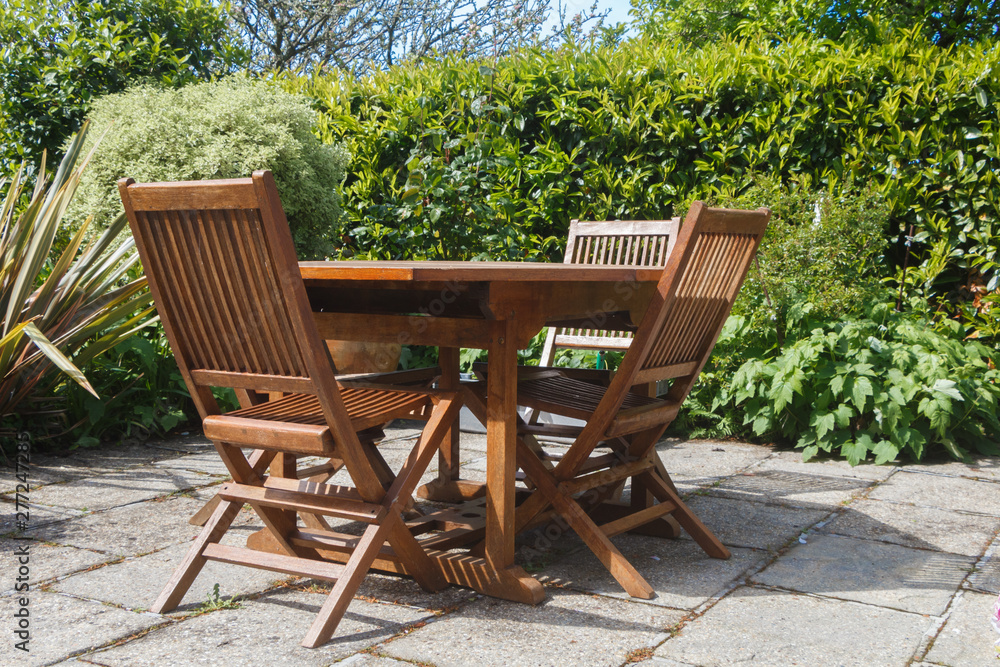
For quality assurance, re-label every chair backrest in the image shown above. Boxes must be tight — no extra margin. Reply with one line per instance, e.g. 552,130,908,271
605,202,770,412
548,219,680,355
117,170,345,421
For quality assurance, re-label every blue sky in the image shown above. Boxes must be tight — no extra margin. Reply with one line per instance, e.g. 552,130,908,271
543,0,633,32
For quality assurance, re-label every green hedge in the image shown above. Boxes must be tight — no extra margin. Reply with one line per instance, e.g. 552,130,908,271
285,31,999,331
71,77,349,259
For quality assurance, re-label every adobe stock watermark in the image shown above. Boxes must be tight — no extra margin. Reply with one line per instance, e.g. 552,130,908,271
12,431,31,653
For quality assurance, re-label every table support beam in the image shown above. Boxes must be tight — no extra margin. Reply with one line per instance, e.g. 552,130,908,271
485,319,517,570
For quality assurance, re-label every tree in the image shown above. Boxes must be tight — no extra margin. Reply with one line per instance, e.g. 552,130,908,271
229,0,607,73
629,0,1000,48
0,0,247,176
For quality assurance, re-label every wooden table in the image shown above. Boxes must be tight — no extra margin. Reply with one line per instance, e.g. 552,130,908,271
299,260,661,603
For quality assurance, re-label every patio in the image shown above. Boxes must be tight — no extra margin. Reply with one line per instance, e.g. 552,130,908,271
4,424,999,666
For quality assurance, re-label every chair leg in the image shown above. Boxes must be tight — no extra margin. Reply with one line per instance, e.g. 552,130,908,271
515,438,655,599
153,498,243,613
304,396,460,646
301,514,402,648
640,471,730,559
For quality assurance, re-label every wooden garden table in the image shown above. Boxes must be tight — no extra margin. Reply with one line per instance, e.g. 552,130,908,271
298,260,660,602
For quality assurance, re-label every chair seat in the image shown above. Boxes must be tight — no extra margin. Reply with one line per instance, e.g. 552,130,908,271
204,386,428,455
516,373,662,422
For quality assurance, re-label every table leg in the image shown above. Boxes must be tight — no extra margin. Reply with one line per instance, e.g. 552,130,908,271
485,320,517,569
438,346,461,482
417,346,488,502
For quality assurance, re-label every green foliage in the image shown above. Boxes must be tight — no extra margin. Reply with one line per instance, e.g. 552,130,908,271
0,125,155,428
197,583,240,612
287,34,1000,333
711,177,892,350
57,326,238,448
70,77,349,258
629,0,1000,49
0,0,247,176
728,307,1000,463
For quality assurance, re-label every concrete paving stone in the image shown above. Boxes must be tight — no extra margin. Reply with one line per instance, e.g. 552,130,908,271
655,585,933,666
923,590,1000,665
143,433,214,454
538,535,770,610
150,451,237,477
24,492,257,558
969,553,1000,594
383,588,684,667
751,533,974,616
655,440,774,488
821,498,1000,557
52,444,170,474
748,448,900,481
52,534,284,612
296,571,478,612
81,588,432,667
0,590,164,666
336,655,416,666
867,470,1000,516
26,468,217,512
703,467,875,510
0,537,111,588
680,495,830,551
0,460,80,492
903,455,1000,483
379,421,425,442
0,498,86,534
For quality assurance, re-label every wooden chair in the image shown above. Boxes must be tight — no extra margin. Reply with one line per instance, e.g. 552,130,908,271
118,171,460,648
524,219,680,428
499,202,770,599
536,218,680,368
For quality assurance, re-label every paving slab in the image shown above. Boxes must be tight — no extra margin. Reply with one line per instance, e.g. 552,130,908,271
538,535,770,610
50,444,171,474
337,655,417,666
923,590,1000,665
751,533,974,616
79,588,432,667
383,588,684,667
748,448,899,481
655,586,932,666
0,590,164,666
903,456,1000,483
26,468,217,512
297,571,478,612
24,491,253,558
680,495,829,551
655,440,774,488
150,450,238,476
821,498,1000,557
704,468,875,510
0,459,81,492
0,498,85,533
969,547,1000,594
0,537,110,588
143,433,215,454
52,535,285,612
867,470,1000,516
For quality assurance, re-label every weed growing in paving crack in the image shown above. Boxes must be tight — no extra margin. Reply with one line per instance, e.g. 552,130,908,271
197,583,240,613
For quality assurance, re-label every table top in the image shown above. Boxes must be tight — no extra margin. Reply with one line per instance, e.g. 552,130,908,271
299,260,663,283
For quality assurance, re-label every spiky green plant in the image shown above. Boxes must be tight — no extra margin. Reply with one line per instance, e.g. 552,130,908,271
0,123,155,422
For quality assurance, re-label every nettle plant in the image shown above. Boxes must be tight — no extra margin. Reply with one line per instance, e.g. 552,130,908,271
731,304,1000,464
